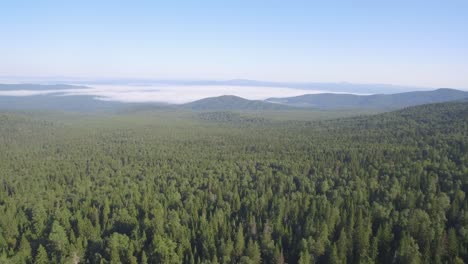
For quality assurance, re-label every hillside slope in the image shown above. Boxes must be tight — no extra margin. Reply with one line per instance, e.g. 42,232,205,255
182,95,293,110
266,88,468,109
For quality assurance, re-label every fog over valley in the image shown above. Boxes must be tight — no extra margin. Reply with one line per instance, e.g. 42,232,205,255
0,84,357,104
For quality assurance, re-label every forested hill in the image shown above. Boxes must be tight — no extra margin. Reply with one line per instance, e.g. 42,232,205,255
1,84,467,112
182,95,293,110
318,101,468,140
266,88,468,109
0,101,467,263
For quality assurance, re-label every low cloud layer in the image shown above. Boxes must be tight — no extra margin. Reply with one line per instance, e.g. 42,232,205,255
0,84,339,104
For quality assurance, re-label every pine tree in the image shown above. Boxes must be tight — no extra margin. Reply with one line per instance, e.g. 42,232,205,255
447,228,458,260
35,245,49,264
49,220,69,256
235,225,245,258
395,233,422,264
273,246,285,264
17,235,32,263
328,244,340,264
245,240,261,264
141,251,148,264
298,249,312,264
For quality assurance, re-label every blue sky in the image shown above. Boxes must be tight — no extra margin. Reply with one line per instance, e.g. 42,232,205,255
1,0,467,88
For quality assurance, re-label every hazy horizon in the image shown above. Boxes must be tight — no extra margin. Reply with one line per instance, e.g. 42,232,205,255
1,81,467,104
1,1,467,89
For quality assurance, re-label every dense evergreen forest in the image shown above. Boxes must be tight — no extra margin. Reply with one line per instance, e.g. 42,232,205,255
0,102,467,263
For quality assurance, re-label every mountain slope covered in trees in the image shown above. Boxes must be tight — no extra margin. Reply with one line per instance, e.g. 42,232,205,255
2,84,467,112
0,102,467,263
182,95,293,110
266,88,468,109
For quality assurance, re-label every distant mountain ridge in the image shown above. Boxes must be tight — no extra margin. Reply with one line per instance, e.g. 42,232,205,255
0,95,123,112
0,83,467,112
266,88,468,109
0,83,89,91
0,79,427,93
182,95,292,110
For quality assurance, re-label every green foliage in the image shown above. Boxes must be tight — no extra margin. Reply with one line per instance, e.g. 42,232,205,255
34,245,49,264
49,221,69,256
0,101,467,263
395,233,422,264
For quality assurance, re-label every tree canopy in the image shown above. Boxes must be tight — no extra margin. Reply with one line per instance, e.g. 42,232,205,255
0,102,467,263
